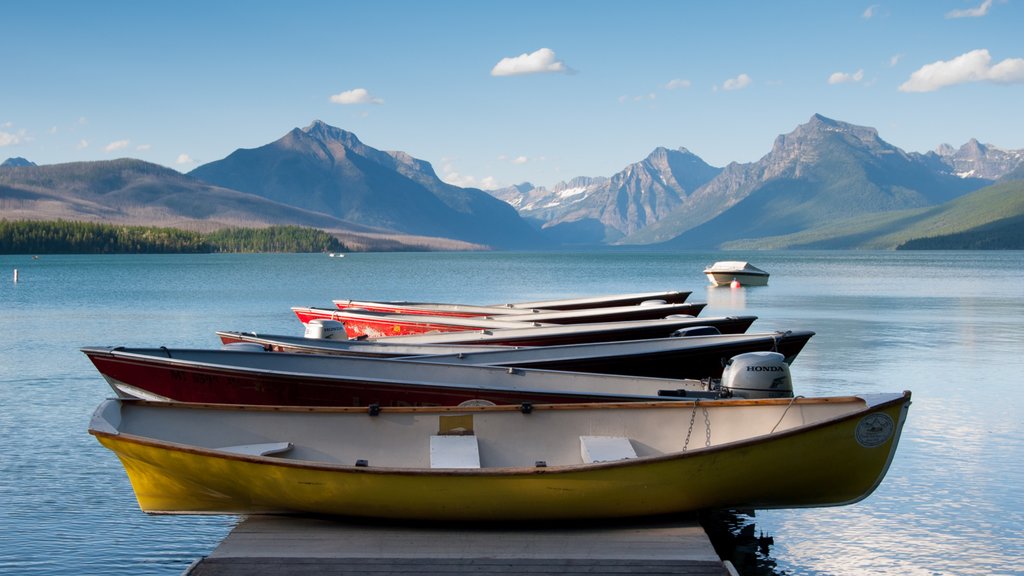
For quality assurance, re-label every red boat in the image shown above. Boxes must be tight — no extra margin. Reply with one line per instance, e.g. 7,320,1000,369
81,343,795,407
294,301,708,339
81,346,726,407
289,315,758,346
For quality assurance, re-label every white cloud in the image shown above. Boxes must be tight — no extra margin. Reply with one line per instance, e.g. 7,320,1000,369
105,139,130,152
946,0,993,18
666,78,692,90
0,131,21,147
441,162,500,190
720,73,752,91
899,49,1024,92
49,126,58,134
862,4,880,18
329,88,384,105
136,144,151,151
828,69,865,84
77,139,89,149
491,48,572,77
889,53,904,67
176,154,194,165
512,156,528,165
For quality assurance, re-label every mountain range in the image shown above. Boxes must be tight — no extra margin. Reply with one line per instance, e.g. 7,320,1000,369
491,114,1020,249
2,116,1022,250
0,158,362,232
489,147,721,244
189,121,545,249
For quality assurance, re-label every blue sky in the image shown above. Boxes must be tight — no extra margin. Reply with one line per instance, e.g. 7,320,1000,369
2,1,1022,190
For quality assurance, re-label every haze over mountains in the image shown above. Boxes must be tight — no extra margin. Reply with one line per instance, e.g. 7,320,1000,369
0,158,362,232
2,115,1022,250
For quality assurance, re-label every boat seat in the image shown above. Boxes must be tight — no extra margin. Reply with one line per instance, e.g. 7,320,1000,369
430,435,480,469
580,436,637,463
218,442,293,457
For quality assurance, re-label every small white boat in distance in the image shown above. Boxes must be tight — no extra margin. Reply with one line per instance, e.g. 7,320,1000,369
704,261,769,287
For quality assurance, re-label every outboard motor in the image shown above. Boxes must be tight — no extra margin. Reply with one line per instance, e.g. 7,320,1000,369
670,326,722,337
720,351,793,399
304,319,348,340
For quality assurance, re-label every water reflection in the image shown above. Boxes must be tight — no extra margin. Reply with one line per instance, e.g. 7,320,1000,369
701,511,783,575
3,251,1023,575
704,285,748,312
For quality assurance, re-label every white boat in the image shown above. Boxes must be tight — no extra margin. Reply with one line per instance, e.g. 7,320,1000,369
704,261,770,286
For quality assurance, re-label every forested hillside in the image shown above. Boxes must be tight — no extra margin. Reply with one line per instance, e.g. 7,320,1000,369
0,220,347,254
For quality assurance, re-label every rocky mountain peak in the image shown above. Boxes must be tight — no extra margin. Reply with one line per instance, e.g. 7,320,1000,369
766,114,897,178
960,138,987,158
795,114,881,144
929,138,1023,179
302,120,363,148
1,157,36,168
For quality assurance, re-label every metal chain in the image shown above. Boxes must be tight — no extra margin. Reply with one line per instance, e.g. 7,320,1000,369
703,406,711,447
683,401,698,451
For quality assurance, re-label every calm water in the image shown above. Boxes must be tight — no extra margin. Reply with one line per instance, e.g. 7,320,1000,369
0,251,1021,575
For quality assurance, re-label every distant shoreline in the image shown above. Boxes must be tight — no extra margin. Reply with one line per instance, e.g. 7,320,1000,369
0,220,348,255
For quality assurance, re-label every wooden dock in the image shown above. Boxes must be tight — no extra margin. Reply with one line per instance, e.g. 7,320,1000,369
185,515,730,575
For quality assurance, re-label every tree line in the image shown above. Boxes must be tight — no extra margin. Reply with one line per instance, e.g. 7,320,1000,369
0,220,347,254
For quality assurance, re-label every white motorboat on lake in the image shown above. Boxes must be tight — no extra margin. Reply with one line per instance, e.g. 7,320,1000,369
704,261,770,286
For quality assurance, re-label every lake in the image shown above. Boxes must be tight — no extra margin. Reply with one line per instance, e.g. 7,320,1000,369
0,251,1021,575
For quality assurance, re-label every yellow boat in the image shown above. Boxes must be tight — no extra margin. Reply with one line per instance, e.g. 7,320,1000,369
89,392,911,521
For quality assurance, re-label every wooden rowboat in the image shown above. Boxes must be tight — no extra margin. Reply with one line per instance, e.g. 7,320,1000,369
495,289,692,310
219,331,515,357
89,392,911,520
332,299,554,318
294,302,708,339
80,345,735,407
332,290,695,317
288,313,756,345
216,329,815,380
332,294,691,319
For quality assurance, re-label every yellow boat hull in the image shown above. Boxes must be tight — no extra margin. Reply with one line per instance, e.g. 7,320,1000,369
94,395,909,521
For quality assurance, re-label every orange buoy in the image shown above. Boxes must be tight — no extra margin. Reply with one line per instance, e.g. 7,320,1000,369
730,278,741,288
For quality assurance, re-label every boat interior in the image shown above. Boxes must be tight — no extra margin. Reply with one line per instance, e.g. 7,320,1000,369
92,396,890,470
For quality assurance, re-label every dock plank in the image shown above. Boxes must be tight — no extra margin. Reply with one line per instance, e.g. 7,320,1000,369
186,516,726,575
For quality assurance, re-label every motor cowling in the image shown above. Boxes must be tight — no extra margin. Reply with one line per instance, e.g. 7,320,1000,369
671,326,722,337
720,351,793,399
304,319,347,340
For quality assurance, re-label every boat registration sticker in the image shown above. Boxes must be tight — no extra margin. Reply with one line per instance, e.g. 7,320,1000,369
855,413,894,448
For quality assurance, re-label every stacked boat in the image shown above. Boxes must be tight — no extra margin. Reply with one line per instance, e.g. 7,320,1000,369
86,289,911,521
